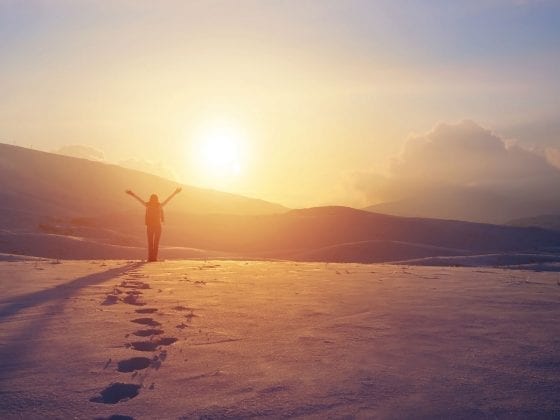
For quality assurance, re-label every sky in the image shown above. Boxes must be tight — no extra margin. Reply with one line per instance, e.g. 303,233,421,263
1,0,560,208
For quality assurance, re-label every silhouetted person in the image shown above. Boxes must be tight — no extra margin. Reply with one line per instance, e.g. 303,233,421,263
125,187,182,262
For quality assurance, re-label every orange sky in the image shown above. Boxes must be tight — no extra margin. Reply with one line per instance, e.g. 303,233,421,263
1,1,559,208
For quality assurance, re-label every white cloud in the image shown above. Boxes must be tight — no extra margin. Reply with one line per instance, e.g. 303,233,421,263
349,120,560,206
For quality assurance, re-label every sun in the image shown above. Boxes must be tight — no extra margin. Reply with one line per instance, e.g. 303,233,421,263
190,119,247,184
199,126,241,174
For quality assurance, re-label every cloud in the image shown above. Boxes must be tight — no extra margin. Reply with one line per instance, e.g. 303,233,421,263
349,120,560,206
118,158,178,181
53,145,105,161
544,147,560,170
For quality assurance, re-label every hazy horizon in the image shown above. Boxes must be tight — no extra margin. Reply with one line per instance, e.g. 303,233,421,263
2,1,560,210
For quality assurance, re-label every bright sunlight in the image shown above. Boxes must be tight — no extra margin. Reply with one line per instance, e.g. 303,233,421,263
189,118,247,188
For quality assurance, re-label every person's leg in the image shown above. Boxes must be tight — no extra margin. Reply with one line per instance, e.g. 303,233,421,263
147,226,154,261
153,225,162,261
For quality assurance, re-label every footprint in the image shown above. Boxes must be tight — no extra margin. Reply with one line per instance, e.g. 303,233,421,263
117,357,151,373
127,337,177,351
123,294,146,306
158,337,178,346
131,318,161,327
90,383,141,404
102,295,119,305
157,350,167,362
120,280,150,289
128,341,159,352
172,305,192,311
135,308,158,314
184,312,198,321
133,329,164,337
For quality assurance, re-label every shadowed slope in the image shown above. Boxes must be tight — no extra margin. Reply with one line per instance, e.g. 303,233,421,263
0,143,286,231
3,206,560,262
162,206,560,255
364,187,560,224
508,214,560,231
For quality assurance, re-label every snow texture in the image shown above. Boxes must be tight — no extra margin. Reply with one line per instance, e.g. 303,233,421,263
0,260,559,418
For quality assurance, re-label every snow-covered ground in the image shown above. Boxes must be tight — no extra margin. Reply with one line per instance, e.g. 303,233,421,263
0,259,559,419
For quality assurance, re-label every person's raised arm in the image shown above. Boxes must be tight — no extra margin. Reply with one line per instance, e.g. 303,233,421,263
125,190,147,207
161,187,182,207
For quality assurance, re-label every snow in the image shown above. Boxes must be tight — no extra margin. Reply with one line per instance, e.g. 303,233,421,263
1,260,559,418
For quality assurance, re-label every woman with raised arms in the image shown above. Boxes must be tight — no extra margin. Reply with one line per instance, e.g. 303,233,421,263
125,187,182,262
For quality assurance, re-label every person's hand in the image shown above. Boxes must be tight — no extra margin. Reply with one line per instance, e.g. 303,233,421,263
175,187,182,194
125,190,133,195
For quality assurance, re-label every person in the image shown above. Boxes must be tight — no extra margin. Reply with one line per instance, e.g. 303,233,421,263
125,187,182,262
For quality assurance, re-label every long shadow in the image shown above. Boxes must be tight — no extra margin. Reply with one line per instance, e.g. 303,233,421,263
0,262,144,320
0,262,145,386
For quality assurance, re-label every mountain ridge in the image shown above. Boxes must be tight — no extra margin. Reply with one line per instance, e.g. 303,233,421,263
3,144,560,263
363,187,560,224
0,142,287,228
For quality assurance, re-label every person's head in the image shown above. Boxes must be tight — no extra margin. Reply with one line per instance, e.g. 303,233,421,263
149,194,159,204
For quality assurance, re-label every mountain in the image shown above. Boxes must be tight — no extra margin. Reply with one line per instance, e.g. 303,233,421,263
3,143,560,263
363,187,560,224
0,143,287,232
508,214,560,231
6,203,560,262
154,206,560,256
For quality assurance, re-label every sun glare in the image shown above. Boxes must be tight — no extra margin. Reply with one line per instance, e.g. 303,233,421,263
190,119,247,186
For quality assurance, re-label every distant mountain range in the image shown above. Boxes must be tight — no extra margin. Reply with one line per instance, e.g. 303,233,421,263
157,206,560,255
3,143,560,264
508,214,560,231
363,187,560,224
